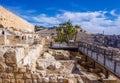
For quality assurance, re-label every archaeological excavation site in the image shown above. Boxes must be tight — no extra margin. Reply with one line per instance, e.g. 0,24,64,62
0,5,120,83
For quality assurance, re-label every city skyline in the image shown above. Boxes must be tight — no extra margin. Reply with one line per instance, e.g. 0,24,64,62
0,0,120,34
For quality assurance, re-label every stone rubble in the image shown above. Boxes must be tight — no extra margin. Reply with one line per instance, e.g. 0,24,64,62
0,29,85,83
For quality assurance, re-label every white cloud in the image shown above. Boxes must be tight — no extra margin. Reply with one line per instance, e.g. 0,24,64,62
32,10,120,34
110,10,118,16
8,7,118,35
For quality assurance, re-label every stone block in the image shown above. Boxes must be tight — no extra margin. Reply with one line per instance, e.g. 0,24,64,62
68,79,74,83
3,79,10,83
43,77,49,83
6,66,14,73
18,67,26,73
37,70,46,77
0,62,6,72
0,51,5,62
49,76,58,83
57,76,64,83
4,49,16,65
24,73,31,79
25,79,32,83
31,73,40,79
0,73,7,79
15,74,23,79
7,73,14,79
10,79,16,83
38,77,42,83
64,78,71,83
33,79,38,83
16,79,24,83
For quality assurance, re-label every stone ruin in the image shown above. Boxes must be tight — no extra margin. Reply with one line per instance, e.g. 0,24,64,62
0,29,85,83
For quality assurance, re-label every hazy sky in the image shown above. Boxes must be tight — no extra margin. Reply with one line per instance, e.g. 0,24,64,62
0,0,120,34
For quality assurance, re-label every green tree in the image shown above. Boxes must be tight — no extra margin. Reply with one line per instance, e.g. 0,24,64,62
54,20,81,43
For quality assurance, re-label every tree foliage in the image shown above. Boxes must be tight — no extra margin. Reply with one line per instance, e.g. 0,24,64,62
54,20,81,43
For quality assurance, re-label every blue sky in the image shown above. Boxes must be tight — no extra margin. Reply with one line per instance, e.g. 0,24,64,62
0,0,120,34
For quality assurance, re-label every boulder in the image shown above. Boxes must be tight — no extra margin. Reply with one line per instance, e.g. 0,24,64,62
52,50,71,60
36,61,46,70
47,61,61,70
4,49,16,65
43,52,55,60
43,77,49,83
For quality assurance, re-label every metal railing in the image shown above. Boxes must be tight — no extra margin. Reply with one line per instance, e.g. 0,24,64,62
78,42,120,78
50,41,120,78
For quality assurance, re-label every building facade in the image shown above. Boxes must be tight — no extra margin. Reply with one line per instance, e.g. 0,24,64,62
0,6,35,32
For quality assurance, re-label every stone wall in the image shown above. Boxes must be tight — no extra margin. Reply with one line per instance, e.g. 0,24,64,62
0,44,47,83
0,6,34,32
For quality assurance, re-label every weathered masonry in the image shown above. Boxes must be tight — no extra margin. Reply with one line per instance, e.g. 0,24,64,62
0,6,34,32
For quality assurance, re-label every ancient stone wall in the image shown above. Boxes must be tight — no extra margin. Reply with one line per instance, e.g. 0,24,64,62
0,44,46,83
0,6,34,32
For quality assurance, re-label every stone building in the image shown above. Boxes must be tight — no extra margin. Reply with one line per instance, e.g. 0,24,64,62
0,6,35,32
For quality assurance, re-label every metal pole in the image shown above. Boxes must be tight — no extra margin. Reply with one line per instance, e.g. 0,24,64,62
114,61,117,73
105,70,109,78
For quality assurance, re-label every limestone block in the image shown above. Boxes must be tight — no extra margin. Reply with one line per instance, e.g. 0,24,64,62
25,65,31,73
49,76,57,83
43,77,49,83
38,70,46,77
33,79,38,83
47,61,61,70
66,74,74,78
22,45,43,71
48,50,53,55
6,66,14,73
16,79,24,83
7,73,14,79
18,67,26,73
24,73,31,79
0,62,6,72
4,49,16,65
13,64,18,72
53,61,61,69
68,79,74,83
43,52,55,60
64,78,69,83
25,79,32,83
57,76,64,83
31,73,40,79
3,79,10,83
0,73,7,79
15,74,23,79
10,79,16,83
38,77,42,83
36,61,46,70
47,64,55,70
